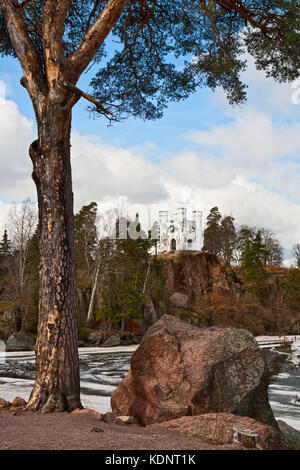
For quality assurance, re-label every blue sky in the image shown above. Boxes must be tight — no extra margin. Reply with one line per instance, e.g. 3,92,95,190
0,52,300,264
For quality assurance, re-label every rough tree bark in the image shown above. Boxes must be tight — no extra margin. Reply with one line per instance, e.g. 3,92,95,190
26,100,81,411
0,0,128,412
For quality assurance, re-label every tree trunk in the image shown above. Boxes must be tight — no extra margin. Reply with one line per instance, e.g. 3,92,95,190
120,315,125,337
86,262,100,328
26,101,82,412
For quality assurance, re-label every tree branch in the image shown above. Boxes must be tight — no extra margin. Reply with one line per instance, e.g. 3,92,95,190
42,1,73,86
61,80,115,117
216,1,269,33
0,0,46,97
67,0,128,83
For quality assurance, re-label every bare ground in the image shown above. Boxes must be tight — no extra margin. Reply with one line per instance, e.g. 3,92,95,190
0,409,246,451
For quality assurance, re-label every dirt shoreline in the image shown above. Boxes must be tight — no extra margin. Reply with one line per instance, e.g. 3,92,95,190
0,409,247,451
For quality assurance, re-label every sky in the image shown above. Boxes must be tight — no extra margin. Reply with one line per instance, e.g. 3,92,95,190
0,52,300,265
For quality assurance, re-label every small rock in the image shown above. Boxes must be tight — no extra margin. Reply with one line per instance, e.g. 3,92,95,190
120,334,134,346
90,427,104,433
6,331,35,352
87,333,102,345
11,397,26,409
102,334,121,347
0,303,22,339
232,425,263,450
0,398,11,409
102,412,118,423
169,292,188,308
102,412,137,425
115,415,138,425
71,408,103,420
133,335,142,345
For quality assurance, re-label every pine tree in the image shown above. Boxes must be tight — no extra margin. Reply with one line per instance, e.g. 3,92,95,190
203,207,222,256
0,229,12,274
0,229,12,257
74,202,98,276
220,215,236,264
102,215,156,332
240,231,269,295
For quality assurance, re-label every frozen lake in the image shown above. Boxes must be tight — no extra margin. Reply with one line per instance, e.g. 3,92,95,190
0,339,299,430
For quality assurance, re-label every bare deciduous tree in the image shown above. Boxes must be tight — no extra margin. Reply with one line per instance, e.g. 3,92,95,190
8,199,37,328
292,244,300,269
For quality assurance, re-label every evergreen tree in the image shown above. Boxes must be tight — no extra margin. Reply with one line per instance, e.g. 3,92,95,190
74,202,98,275
101,215,157,331
240,231,269,295
203,207,222,256
220,215,236,264
0,229,12,257
0,229,12,275
236,225,256,265
285,268,300,311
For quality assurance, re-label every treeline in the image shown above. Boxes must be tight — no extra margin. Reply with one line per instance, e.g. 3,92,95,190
202,206,285,266
0,200,164,335
1,200,300,337
202,207,300,316
74,202,164,335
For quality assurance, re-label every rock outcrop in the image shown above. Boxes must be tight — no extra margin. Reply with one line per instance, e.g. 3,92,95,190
5,331,35,351
159,252,241,301
111,315,277,427
141,251,244,332
277,420,300,450
150,413,286,450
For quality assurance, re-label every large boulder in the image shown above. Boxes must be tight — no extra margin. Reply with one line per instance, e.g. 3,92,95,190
5,331,35,351
111,315,277,427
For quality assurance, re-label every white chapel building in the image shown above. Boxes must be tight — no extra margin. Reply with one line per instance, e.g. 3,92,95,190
158,207,203,252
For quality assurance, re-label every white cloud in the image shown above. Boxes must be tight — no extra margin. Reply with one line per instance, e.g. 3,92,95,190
187,110,300,164
0,98,35,199
71,132,169,207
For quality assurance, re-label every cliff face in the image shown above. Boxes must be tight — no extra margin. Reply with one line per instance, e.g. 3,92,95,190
146,252,299,336
143,251,243,330
159,251,242,301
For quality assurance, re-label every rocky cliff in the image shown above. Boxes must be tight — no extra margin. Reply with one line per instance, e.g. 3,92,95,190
143,251,243,330
143,251,299,336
